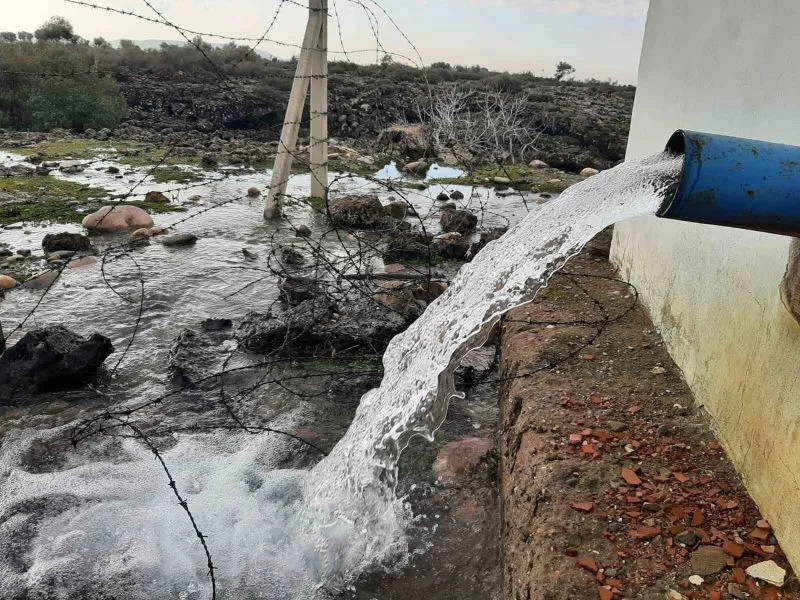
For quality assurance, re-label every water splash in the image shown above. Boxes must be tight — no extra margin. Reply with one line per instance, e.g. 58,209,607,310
298,150,683,586
0,152,682,598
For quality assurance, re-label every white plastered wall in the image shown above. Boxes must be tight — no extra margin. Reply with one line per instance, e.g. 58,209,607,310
612,0,800,569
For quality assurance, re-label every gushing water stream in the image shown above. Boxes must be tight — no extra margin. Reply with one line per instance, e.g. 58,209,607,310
0,151,682,599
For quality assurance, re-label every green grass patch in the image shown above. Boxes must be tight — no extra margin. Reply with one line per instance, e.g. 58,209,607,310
0,176,106,201
0,176,184,226
0,139,111,160
437,164,584,193
151,166,204,184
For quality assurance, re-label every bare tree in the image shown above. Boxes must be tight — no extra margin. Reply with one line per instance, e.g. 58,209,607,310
420,86,543,164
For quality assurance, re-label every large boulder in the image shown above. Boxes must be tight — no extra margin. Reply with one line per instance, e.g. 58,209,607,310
0,326,114,403
328,195,386,229
42,232,92,254
82,206,155,232
376,123,433,159
440,209,478,235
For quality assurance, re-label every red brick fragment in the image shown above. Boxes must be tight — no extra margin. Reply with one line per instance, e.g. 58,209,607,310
630,526,661,541
691,510,706,527
577,557,599,573
723,540,745,559
709,592,721,600
733,567,746,584
598,587,613,600
757,519,771,531
621,468,642,486
572,501,594,513
747,579,762,598
569,433,583,445
750,528,770,542
674,472,690,483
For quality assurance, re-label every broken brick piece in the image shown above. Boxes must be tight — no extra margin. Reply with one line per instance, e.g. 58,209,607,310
630,526,662,541
723,540,746,559
750,528,770,542
621,468,642,486
572,501,594,513
598,587,614,600
691,510,706,527
733,567,746,585
577,557,599,573
569,433,583,445
674,472,690,483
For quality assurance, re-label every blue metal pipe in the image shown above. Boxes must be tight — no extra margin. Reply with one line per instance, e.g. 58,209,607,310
657,130,800,236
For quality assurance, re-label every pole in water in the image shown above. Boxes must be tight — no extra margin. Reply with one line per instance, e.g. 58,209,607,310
264,0,328,219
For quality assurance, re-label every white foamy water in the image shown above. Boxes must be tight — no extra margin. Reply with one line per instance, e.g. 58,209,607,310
0,152,682,599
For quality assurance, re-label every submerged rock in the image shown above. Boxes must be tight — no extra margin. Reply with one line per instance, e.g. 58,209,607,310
441,208,478,235
161,233,197,247
42,232,92,254
383,201,417,220
0,326,113,402
328,194,386,229
144,191,169,204
237,295,406,355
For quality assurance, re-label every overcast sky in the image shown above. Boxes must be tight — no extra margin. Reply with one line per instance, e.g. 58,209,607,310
5,0,649,83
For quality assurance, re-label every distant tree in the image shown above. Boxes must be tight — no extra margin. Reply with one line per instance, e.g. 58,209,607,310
119,39,137,49
34,16,76,43
554,61,575,81
430,61,452,70
18,31,34,43
380,53,394,67
93,37,111,48
0,32,17,43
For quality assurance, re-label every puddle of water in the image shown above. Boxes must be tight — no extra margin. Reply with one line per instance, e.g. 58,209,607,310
374,162,465,182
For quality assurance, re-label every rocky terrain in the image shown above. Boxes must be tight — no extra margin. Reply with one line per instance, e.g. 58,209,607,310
113,65,634,171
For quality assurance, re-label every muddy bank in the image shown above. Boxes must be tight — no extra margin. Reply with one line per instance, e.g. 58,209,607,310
499,232,799,600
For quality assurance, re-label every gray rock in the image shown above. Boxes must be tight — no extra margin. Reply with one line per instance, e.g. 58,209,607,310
329,195,386,229
161,233,198,247
441,209,478,235
144,191,170,204
383,201,416,220
383,231,434,262
449,190,464,200
0,326,114,403
675,530,699,547
432,232,470,259
237,295,406,355
436,192,450,201
279,276,323,306
295,224,312,238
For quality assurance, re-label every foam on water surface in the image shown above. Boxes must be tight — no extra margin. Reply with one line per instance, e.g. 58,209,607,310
0,152,683,598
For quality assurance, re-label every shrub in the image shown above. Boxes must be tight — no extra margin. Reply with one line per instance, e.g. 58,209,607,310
0,42,126,132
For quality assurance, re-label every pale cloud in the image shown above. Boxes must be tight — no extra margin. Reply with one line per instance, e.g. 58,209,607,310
473,0,649,18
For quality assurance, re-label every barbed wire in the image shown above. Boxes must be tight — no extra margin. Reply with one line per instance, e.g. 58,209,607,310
0,1,563,598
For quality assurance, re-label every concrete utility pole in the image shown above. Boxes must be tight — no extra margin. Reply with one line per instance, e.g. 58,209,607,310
264,0,328,219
